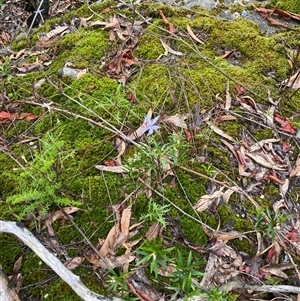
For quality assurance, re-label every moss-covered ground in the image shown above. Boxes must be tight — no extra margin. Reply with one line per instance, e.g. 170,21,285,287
0,0,300,300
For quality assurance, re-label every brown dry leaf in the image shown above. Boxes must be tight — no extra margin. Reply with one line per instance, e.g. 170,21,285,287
52,207,80,222
1,31,10,44
11,255,23,289
128,220,143,231
9,49,26,60
220,49,236,59
92,254,135,269
0,111,38,124
290,154,300,177
89,20,109,27
115,137,126,163
273,199,287,213
78,14,94,27
65,256,85,270
193,187,225,212
248,138,280,152
16,62,41,73
36,37,60,48
199,252,218,289
260,264,293,279
95,165,127,173
145,222,163,241
158,263,177,277
120,206,131,235
280,179,289,197
215,115,236,122
104,15,119,30
281,69,300,89
40,26,69,41
186,24,204,44
99,225,117,257
212,230,248,242
265,16,292,29
225,82,231,110
221,139,252,177
99,204,135,258
274,8,300,21
244,150,287,171
160,39,184,56
206,121,237,143
162,114,188,128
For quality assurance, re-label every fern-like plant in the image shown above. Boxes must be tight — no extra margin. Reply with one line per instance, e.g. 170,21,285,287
6,133,81,219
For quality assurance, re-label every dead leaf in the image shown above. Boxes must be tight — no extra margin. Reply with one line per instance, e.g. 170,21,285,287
186,24,204,44
9,49,26,60
162,114,188,128
160,39,184,56
145,222,162,241
274,113,296,134
92,254,135,269
104,15,119,30
281,69,300,89
225,82,231,110
193,187,225,212
89,20,109,27
16,62,41,73
184,128,192,142
0,31,10,44
0,111,38,124
158,10,175,34
95,165,127,173
206,121,237,143
40,26,69,41
217,230,248,242
102,7,111,14
99,225,117,257
290,155,300,177
245,151,287,171
220,49,236,59
48,206,81,224
65,256,85,270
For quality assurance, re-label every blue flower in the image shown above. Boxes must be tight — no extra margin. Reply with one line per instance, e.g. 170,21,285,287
141,116,160,136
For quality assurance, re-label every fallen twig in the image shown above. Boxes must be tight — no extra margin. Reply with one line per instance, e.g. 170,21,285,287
0,220,123,301
220,280,300,294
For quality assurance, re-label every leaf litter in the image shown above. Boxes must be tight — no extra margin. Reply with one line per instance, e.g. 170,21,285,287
1,1,300,300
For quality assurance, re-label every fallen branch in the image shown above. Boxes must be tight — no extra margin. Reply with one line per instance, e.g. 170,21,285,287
220,280,300,294
0,220,123,301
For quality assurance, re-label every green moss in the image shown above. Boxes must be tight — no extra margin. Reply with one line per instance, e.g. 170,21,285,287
269,0,300,13
1,0,300,298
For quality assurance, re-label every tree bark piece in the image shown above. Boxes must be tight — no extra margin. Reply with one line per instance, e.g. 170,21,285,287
0,220,123,301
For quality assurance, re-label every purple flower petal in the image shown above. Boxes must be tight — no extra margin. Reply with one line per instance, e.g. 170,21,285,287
141,115,160,136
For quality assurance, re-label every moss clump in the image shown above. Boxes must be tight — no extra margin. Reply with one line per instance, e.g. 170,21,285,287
269,0,300,13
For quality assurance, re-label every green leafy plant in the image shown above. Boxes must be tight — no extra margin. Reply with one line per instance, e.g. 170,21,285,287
199,288,238,301
169,250,204,299
0,56,11,77
106,270,131,298
252,208,289,241
136,239,174,278
126,133,188,179
140,200,170,228
6,133,81,219
98,84,132,124
201,163,216,177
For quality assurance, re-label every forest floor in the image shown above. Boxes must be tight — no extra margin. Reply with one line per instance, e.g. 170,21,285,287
1,0,300,300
